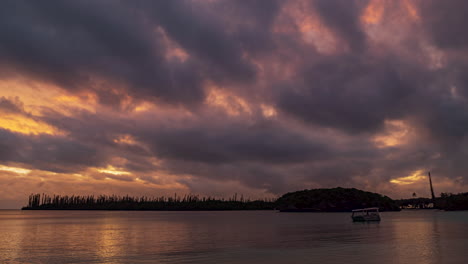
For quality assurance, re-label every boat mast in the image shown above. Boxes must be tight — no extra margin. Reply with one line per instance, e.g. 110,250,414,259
428,171,436,202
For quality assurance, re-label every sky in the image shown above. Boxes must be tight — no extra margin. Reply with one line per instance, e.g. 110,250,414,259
1,0,467,208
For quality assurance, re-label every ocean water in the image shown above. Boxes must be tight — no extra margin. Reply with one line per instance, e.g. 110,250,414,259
1,210,467,264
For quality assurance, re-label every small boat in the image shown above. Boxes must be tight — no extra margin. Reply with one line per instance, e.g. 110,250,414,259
351,207,381,222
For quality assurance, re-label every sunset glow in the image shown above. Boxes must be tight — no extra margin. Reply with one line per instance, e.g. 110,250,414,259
1,0,468,208
0,113,63,136
97,166,132,176
206,87,253,116
390,170,426,185
373,120,411,148
361,0,384,25
0,165,31,175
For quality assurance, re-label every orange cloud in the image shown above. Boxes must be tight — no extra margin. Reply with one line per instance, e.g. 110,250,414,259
0,164,31,175
0,113,63,136
274,0,341,54
0,78,98,116
403,0,420,21
113,134,138,145
362,0,384,25
390,170,426,185
96,165,132,176
373,120,412,148
205,85,252,116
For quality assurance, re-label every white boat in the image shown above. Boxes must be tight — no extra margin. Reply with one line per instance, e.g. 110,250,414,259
351,207,381,222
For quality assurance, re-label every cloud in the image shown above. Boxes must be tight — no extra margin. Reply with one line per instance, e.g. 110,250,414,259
3,0,468,207
420,0,468,50
0,1,205,107
0,97,24,113
275,53,419,134
312,0,369,51
0,128,105,173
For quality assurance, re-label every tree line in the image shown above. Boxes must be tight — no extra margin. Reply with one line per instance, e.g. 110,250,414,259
397,192,468,210
24,193,277,210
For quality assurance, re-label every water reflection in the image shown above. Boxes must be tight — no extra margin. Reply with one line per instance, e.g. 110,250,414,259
387,211,442,263
0,210,467,263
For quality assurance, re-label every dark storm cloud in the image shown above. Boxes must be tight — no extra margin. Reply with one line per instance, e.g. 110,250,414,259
0,128,105,173
172,161,289,194
312,0,369,51
207,0,282,55
0,129,20,162
0,0,202,107
40,107,332,166
141,119,329,164
420,0,468,50
35,104,395,194
276,54,417,134
142,1,256,84
418,0,468,142
413,1,468,147
0,0,283,108
4,0,468,199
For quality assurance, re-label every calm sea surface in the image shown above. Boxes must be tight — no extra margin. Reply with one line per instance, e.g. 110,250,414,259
1,210,468,263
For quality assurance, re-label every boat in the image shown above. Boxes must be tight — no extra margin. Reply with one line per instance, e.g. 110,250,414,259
351,207,381,222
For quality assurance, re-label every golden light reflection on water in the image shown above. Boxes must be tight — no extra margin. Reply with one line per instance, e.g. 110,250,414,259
0,211,467,263
389,212,442,264
94,220,126,260
93,213,195,260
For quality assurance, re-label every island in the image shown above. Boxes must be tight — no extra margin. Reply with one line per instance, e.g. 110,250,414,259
22,187,403,211
276,187,401,212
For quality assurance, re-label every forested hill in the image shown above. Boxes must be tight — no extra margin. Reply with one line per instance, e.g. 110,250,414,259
276,187,401,212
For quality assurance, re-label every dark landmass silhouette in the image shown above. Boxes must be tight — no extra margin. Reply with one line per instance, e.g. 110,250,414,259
22,188,468,211
397,192,468,211
437,192,468,210
20,187,398,211
276,187,401,212
22,193,275,211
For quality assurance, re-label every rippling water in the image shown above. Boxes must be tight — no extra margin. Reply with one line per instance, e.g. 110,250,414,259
1,210,468,263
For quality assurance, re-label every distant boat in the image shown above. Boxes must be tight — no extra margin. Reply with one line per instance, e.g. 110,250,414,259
351,208,381,222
